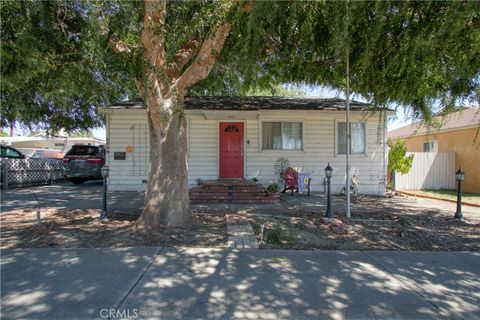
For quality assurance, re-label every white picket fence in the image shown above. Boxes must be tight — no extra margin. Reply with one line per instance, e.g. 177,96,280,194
395,152,455,190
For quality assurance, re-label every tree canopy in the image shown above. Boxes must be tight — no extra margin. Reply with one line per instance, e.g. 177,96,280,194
2,1,479,132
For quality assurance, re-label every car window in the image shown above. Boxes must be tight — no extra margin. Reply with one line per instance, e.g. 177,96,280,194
3,147,23,159
66,146,99,156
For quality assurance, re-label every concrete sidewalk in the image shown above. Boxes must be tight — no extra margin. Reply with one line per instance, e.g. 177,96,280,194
1,248,479,320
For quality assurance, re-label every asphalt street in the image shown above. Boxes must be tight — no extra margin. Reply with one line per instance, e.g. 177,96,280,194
1,248,479,320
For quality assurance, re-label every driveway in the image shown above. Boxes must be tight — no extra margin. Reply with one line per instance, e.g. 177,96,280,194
1,181,104,212
1,182,147,213
1,248,479,320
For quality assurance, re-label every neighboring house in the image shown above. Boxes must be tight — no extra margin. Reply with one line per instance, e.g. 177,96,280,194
388,107,480,193
105,96,394,195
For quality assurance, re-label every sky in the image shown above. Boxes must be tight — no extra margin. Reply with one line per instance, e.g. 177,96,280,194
10,85,413,140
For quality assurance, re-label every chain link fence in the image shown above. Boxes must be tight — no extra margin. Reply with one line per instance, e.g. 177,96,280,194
1,158,65,191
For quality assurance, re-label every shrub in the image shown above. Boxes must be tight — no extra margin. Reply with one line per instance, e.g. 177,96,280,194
266,224,283,244
388,140,414,174
267,183,279,193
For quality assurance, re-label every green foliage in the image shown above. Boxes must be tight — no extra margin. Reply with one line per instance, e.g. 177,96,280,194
197,1,480,121
0,130,9,137
267,183,279,193
1,1,138,132
1,0,479,131
266,224,283,244
252,218,297,246
388,140,414,174
246,84,305,97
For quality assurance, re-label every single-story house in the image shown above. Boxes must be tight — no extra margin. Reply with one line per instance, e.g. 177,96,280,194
388,107,480,193
105,96,394,195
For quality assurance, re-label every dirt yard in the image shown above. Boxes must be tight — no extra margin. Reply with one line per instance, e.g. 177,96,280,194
1,193,479,251
0,208,226,249
249,205,480,251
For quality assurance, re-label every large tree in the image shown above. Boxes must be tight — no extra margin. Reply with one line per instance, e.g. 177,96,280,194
2,1,479,230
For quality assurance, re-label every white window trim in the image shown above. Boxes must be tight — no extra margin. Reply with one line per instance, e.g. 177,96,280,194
259,120,305,152
334,120,368,157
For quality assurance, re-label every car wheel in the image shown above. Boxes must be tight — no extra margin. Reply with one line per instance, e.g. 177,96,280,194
71,178,86,185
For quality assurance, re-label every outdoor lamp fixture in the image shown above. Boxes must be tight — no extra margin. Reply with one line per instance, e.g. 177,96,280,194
100,165,110,221
325,163,334,219
454,168,465,221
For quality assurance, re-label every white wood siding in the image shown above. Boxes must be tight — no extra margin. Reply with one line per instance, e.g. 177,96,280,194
107,109,149,191
107,108,388,195
187,115,218,184
246,113,387,195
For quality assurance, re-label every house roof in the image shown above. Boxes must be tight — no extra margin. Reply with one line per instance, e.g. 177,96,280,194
388,107,480,139
0,136,105,145
109,96,383,111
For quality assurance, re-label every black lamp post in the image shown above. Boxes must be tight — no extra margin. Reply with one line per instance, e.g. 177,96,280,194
325,163,334,219
101,165,110,221
454,167,464,221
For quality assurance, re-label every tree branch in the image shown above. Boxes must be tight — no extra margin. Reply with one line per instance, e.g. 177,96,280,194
142,0,166,73
167,35,202,79
141,0,167,109
175,23,232,93
109,38,139,53
174,0,255,92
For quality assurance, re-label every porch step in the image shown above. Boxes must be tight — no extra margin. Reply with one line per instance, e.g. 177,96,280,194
189,179,279,204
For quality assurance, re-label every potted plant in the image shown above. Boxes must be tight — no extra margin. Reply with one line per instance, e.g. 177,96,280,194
267,182,280,194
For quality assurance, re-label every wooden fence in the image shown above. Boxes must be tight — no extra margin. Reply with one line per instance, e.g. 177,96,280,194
394,152,455,190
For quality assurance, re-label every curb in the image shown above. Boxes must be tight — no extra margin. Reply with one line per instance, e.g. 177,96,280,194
397,191,480,208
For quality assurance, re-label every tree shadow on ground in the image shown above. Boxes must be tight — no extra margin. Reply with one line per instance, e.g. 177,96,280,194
0,208,226,249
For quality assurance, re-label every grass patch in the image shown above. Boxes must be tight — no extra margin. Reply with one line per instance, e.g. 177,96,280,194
420,189,480,204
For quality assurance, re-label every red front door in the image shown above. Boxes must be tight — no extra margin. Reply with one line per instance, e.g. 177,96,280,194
219,122,244,178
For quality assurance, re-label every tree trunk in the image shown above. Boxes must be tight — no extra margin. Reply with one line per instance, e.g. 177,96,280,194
131,0,248,232
133,91,192,231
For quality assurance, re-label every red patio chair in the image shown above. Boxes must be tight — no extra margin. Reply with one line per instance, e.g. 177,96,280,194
281,167,311,195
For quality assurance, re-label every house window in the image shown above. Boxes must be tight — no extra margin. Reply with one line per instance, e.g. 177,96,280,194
423,140,438,152
262,122,303,150
337,122,366,154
